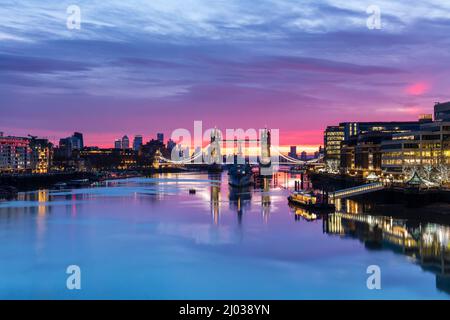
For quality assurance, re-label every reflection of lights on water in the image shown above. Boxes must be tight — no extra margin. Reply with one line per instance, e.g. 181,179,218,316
38,190,48,216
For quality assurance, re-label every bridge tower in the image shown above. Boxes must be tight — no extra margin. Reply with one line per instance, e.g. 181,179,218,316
259,128,271,167
152,150,162,169
208,127,222,164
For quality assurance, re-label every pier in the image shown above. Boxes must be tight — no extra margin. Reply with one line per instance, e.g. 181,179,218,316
330,182,385,200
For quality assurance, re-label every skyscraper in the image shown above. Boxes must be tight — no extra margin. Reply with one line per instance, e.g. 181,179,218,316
73,132,84,149
157,133,164,144
114,139,122,149
0,134,31,172
122,135,130,149
300,151,307,161
324,125,345,163
288,146,297,159
167,139,176,153
133,135,143,151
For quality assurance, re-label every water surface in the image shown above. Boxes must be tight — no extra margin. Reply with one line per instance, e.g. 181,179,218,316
0,172,449,299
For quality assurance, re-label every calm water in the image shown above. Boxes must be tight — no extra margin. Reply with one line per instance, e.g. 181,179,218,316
0,172,449,299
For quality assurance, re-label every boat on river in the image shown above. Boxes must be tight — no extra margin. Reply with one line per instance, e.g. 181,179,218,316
228,163,253,188
288,190,335,212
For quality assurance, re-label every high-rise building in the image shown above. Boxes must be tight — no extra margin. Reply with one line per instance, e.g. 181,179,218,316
324,125,345,163
121,135,130,150
73,132,84,149
133,135,143,151
157,133,164,144
167,139,176,153
30,138,53,174
434,101,450,121
114,139,122,149
300,151,307,161
288,146,297,159
58,132,83,158
381,120,450,176
339,120,427,141
0,135,31,172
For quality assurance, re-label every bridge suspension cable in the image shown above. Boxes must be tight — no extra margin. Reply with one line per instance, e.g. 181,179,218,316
158,143,213,164
270,146,323,164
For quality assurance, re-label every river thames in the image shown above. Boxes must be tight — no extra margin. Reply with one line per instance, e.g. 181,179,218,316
0,172,449,299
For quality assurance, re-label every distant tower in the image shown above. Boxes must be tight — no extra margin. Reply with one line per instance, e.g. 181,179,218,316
259,128,271,166
133,135,143,151
122,135,130,150
208,127,222,164
300,151,307,161
114,139,122,149
167,139,176,152
288,146,297,159
157,133,164,144
153,150,161,169
73,132,84,149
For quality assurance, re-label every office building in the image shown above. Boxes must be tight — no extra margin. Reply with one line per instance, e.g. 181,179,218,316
114,139,122,149
339,120,428,141
30,138,53,174
121,135,130,150
0,134,31,172
73,132,84,149
434,101,450,121
381,121,450,176
324,125,345,163
157,133,164,144
58,132,84,158
133,135,143,151
167,139,176,153
288,146,297,159
300,151,307,161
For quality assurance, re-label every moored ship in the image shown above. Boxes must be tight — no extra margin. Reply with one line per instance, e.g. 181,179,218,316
288,190,335,212
228,163,253,188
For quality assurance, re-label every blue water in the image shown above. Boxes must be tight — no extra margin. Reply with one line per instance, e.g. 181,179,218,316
0,172,449,299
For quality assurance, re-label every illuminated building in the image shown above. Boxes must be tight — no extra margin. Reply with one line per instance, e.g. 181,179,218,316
58,132,84,158
79,148,137,171
324,125,344,164
381,121,450,177
340,120,428,141
30,138,53,174
328,116,432,176
0,133,31,172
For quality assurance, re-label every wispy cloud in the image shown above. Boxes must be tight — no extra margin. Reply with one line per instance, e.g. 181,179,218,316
1,0,449,146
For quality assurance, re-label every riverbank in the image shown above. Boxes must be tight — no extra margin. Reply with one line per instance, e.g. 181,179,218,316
0,167,204,194
0,172,98,191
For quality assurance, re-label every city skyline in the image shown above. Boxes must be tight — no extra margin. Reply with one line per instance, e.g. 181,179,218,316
1,1,450,150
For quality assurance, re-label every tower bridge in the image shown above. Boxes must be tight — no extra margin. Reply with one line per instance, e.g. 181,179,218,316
155,128,323,169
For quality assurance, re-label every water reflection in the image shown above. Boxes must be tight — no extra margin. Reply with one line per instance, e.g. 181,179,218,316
209,173,221,225
229,186,252,224
261,177,271,224
2,172,450,299
324,211,450,294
